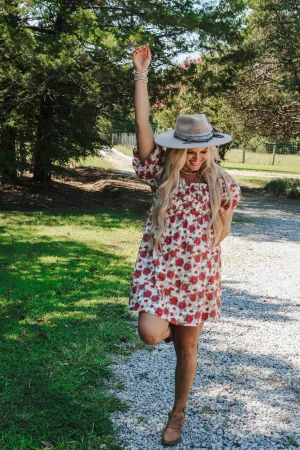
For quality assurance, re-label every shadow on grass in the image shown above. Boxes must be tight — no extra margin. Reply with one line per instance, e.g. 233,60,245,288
1,201,150,230
0,165,152,214
0,207,146,450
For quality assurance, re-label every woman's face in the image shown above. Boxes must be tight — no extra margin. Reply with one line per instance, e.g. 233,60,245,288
183,147,208,172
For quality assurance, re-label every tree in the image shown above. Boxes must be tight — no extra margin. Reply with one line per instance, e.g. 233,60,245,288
0,1,37,182
152,57,245,159
220,0,300,143
153,0,300,151
0,0,248,182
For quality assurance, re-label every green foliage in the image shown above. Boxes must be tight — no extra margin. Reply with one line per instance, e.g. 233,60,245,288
216,0,300,142
153,0,300,149
264,178,300,198
0,0,249,181
152,61,244,160
287,436,299,448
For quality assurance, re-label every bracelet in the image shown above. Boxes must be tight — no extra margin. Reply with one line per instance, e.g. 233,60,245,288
134,69,149,82
134,75,148,82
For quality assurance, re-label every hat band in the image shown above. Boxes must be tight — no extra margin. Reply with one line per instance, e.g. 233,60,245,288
173,127,224,143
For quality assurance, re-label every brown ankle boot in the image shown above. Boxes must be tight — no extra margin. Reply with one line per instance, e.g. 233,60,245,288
161,407,185,446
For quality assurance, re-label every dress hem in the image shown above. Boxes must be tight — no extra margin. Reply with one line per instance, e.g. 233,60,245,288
128,305,221,326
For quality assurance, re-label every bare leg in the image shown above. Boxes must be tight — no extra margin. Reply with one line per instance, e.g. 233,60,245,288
138,312,171,345
172,322,204,410
161,322,204,445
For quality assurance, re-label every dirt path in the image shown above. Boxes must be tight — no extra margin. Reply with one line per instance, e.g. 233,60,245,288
226,169,300,179
101,148,135,174
106,148,300,179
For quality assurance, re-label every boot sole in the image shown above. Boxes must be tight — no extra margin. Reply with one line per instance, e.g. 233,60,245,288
161,438,182,446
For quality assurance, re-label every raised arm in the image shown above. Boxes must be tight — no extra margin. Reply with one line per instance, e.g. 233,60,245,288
133,44,155,162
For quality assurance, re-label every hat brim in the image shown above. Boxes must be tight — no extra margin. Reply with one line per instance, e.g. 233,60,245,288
154,130,232,149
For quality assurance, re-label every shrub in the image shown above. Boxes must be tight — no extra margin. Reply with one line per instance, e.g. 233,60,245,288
264,179,300,199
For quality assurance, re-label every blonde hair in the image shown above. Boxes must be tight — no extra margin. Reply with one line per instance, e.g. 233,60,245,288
151,146,232,253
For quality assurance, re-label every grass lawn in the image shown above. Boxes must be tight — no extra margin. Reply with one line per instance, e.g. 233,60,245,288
76,156,115,170
75,147,132,170
232,176,267,188
223,149,300,174
114,146,133,157
0,205,147,450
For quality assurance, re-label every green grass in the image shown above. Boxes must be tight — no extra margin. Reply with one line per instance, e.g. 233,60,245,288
76,156,115,170
0,205,147,450
264,178,300,198
76,146,133,169
233,176,267,187
223,149,300,174
114,146,133,157
287,437,299,448
200,407,214,414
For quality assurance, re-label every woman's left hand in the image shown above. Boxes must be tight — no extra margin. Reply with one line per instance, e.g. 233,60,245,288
217,208,234,244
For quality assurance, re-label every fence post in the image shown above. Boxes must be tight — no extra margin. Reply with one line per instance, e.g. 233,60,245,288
272,144,276,165
242,148,246,163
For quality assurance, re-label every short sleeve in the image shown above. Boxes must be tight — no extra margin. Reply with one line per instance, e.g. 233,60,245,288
132,145,165,188
220,170,241,210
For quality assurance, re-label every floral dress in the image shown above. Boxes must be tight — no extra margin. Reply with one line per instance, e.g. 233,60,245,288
128,145,241,326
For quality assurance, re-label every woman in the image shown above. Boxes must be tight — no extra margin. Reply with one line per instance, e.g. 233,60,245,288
128,43,241,446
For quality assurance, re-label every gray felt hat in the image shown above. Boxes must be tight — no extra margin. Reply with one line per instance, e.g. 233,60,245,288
154,114,232,149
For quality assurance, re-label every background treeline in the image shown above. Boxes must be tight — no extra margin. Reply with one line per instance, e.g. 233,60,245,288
0,0,299,182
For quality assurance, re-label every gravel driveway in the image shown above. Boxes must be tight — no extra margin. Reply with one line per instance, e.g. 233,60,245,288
110,191,300,450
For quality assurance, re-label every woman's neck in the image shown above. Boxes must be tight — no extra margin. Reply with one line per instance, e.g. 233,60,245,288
180,168,198,175
179,169,206,183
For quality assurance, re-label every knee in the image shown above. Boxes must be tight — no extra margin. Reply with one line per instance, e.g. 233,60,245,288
176,343,198,361
138,326,161,346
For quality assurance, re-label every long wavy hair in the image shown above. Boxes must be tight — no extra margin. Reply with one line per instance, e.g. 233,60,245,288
151,146,232,254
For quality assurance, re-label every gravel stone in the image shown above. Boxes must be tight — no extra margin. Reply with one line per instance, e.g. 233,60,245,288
111,193,300,449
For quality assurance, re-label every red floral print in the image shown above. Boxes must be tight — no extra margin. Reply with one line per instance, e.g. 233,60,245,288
175,258,184,267
128,145,241,326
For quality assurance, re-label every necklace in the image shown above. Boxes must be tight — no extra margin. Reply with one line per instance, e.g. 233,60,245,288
180,169,198,175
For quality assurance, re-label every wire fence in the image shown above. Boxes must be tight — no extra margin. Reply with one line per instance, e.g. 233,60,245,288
111,131,159,150
111,133,137,149
265,143,300,155
111,133,300,170
224,148,300,170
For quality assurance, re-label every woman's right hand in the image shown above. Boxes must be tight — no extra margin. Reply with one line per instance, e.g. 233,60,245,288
133,43,151,72
133,43,155,160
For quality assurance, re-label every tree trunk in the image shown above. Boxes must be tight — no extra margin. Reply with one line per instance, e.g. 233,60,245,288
19,139,27,168
33,95,53,182
0,127,17,183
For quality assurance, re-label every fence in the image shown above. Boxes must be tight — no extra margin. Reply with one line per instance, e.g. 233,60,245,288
111,133,300,171
265,143,300,155
111,133,136,149
224,148,300,170
111,131,159,150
